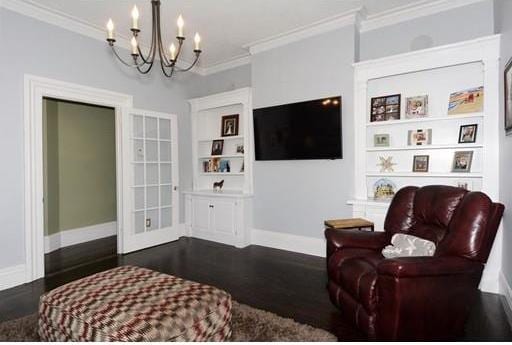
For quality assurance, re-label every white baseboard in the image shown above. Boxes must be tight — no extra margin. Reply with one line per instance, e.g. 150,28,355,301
499,271,512,327
251,228,326,257
0,264,28,291
45,221,117,253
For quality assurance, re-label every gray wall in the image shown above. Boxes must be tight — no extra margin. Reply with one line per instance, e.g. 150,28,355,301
0,8,191,269
359,0,494,61
495,0,512,291
251,26,356,238
184,64,251,99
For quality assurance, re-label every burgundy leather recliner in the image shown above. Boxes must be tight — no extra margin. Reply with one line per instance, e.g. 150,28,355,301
325,185,504,340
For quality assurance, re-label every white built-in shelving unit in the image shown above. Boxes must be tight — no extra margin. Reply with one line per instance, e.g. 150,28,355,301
348,35,501,293
184,88,253,248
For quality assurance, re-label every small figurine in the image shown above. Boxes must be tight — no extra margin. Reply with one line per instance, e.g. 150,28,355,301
213,180,224,192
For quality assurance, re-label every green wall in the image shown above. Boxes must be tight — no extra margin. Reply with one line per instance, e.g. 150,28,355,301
43,99,117,236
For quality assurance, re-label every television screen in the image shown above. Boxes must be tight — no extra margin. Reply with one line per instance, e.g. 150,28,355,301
253,96,342,160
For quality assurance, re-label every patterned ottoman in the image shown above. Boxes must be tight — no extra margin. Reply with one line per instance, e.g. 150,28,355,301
38,266,232,341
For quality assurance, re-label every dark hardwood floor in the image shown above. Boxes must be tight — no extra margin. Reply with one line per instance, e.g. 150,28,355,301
1,237,511,341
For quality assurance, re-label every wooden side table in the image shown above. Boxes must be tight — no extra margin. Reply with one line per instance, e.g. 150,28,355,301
324,217,374,232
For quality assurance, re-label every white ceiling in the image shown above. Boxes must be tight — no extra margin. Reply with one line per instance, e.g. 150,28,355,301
27,0,432,68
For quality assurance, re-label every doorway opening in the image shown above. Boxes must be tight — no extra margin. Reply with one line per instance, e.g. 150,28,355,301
42,97,117,275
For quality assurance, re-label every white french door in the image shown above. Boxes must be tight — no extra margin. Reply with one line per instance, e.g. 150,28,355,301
119,108,179,253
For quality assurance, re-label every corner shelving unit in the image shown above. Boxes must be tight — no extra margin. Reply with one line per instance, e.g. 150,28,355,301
349,35,500,233
184,88,254,248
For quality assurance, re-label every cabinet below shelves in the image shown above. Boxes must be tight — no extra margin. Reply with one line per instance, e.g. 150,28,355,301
184,192,252,248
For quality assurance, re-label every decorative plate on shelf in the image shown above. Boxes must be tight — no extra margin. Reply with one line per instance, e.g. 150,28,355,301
373,178,396,200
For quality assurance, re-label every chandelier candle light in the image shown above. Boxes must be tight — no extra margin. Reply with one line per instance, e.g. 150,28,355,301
106,0,202,78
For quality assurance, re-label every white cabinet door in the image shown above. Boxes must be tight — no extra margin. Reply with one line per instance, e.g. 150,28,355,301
211,199,236,235
119,108,180,253
191,197,212,233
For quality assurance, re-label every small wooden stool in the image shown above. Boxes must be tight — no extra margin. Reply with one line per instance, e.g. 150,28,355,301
324,217,374,232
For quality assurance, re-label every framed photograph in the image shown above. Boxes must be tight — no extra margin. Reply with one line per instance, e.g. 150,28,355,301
412,155,429,172
221,114,239,137
448,86,484,115
211,139,224,156
373,178,396,200
407,129,432,146
209,158,220,172
452,151,473,172
405,95,428,118
458,124,478,143
374,134,390,147
236,144,244,154
370,94,401,122
453,180,473,191
505,57,512,134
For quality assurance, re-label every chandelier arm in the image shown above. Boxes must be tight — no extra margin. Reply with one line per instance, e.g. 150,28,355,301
155,2,174,68
173,53,200,72
111,46,147,68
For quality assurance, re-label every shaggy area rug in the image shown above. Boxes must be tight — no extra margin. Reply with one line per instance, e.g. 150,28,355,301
0,301,336,342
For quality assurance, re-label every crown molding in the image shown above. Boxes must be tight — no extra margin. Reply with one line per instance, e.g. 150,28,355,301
199,55,251,76
244,8,362,55
0,0,491,75
360,0,489,33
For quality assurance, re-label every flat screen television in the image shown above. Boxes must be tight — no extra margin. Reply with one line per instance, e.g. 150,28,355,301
253,96,342,160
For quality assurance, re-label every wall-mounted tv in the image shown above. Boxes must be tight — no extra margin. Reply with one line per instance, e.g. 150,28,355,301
253,96,342,160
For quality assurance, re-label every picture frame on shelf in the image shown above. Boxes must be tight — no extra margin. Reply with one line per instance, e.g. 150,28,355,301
211,139,224,156
458,124,478,143
453,180,473,191
407,129,432,146
221,114,239,137
405,95,428,118
452,151,473,172
448,86,484,115
374,134,390,147
505,57,512,134
373,178,396,200
370,94,401,122
209,158,220,173
236,144,244,154
412,155,429,172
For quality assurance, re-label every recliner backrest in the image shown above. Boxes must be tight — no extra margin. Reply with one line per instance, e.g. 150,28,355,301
384,185,504,263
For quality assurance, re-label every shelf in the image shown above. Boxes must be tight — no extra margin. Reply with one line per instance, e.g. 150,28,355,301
366,172,483,178
184,190,253,198
198,135,244,142
200,172,245,176
366,143,483,152
366,113,483,127
132,137,172,142
199,154,244,159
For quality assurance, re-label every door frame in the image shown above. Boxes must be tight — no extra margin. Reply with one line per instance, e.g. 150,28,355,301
24,75,133,282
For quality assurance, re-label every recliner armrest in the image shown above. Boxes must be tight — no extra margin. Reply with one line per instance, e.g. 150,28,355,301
325,228,390,252
377,256,482,278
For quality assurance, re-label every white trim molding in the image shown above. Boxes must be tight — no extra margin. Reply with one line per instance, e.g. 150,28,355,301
44,222,117,254
245,9,362,55
360,0,488,33
500,271,512,327
251,229,326,258
0,0,490,74
0,264,28,291
24,75,133,283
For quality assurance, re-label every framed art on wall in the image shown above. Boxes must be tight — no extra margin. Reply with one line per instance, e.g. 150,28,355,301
374,134,390,147
505,57,512,134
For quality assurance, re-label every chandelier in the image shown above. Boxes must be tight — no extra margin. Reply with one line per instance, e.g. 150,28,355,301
105,0,202,78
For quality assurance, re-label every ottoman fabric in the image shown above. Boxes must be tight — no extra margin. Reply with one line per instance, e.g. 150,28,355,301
38,266,232,341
